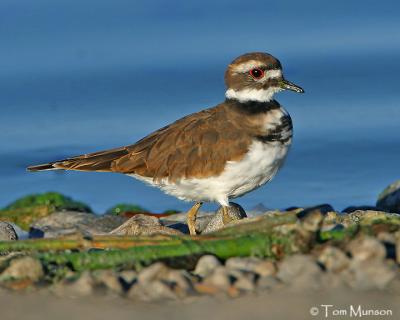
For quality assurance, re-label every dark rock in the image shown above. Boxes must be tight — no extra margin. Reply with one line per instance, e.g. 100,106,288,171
343,205,382,213
377,180,400,213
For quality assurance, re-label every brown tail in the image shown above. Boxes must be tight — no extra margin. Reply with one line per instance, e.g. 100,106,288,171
27,146,130,173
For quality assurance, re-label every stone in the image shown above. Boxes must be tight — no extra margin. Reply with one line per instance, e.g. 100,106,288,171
377,180,400,213
0,256,43,282
225,257,276,277
55,271,95,297
30,211,126,238
128,262,193,301
317,246,350,273
109,214,182,236
193,255,222,277
92,270,123,294
257,276,281,291
202,266,231,291
342,259,397,290
118,270,137,289
202,202,247,234
276,254,323,290
129,280,177,301
0,222,18,255
346,236,386,262
233,273,256,291
0,222,18,241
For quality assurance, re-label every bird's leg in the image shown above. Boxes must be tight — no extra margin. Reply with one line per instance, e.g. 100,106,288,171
222,205,233,225
187,202,203,235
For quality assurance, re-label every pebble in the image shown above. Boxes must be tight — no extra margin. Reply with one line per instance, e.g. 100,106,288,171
346,236,386,262
225,257,276,277
110,214,182,236
257,276,281,291
233,273,256,292
342,259,397,290
202,266,231,291
202,202,247,234
193,255,222,278
0,222,18,241
277,254,323,290
0,256,43,282
318,246,350,273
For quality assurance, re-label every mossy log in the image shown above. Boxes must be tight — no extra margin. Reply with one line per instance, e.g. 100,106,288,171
0,209,399,274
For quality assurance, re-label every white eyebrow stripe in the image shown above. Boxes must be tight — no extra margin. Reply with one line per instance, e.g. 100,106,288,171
232,61,282,80
265,69,282,80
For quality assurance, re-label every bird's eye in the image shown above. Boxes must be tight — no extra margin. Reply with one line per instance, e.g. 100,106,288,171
249,68,264,79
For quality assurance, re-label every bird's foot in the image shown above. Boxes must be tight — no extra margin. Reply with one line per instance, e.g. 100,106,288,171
186,202,203,235
222,206,234,225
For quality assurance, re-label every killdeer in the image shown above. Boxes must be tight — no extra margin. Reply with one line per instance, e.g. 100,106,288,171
28,52,304,235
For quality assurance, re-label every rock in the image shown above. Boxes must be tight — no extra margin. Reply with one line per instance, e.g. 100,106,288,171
129,280,178,301
202,203,247,234
276,254,323,290
346,236,386,262
92,270,123,294
202,266,231,291
317,246,350,273
193,255,222,277
0,192,92,230
343,205,382,213
30,211,126,238
377,180,400,213
342,259,397,290
233,273,256,291
0,256,43,281
225,257,276,277
297,206,328,232
118,270,137,290
110,214,182,236
55,271,95,297
128,262,193,301
0,222,18,241
257,276,282,291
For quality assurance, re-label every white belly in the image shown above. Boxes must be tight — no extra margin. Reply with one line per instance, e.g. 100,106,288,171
129,139,291,206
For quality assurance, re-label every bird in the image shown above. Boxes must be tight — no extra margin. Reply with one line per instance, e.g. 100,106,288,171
28,52,304,235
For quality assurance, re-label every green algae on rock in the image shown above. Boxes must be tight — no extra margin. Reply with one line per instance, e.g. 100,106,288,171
106,204,148,215
0,192,92,230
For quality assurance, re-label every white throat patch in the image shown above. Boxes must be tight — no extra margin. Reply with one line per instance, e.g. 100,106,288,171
225,87,282,103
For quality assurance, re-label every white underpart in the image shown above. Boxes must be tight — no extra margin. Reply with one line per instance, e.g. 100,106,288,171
225,86,282,103
129,108,291,207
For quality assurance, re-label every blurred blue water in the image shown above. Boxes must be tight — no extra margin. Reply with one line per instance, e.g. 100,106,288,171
1,0,400,213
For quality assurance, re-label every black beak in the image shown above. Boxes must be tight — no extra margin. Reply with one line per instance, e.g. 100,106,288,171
279,79,304,93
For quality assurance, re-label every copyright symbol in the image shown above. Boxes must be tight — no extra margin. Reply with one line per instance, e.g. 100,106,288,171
310,307,319,316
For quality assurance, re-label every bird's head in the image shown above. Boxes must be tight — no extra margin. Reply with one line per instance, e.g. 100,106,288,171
225,52,304,103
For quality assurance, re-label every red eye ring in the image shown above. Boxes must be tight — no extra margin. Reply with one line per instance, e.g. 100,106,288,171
249,68,264,79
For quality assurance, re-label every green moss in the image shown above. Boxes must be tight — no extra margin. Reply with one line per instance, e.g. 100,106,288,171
0,192,92,230
4,192,92,213
106,203,147,215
